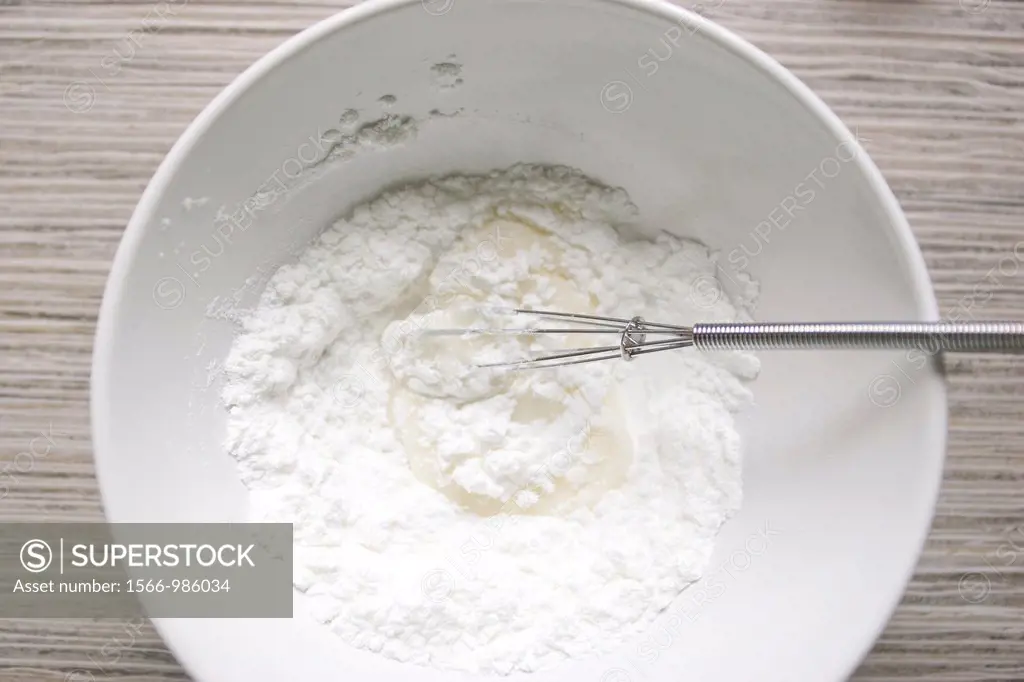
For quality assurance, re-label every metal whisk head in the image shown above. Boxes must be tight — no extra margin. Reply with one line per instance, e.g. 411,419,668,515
423,308,694,369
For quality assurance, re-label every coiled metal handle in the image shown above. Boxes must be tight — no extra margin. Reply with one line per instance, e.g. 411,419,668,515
692,322,1024,353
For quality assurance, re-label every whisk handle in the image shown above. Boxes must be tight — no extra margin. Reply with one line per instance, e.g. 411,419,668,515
690,321,1024,353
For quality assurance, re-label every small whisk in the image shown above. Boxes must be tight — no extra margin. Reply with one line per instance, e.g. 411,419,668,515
424,308,1024,369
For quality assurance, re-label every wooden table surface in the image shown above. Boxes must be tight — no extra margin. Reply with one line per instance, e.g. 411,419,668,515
1,0,1023,679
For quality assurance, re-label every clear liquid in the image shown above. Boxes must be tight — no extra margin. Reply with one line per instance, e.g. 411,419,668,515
386,215,633,515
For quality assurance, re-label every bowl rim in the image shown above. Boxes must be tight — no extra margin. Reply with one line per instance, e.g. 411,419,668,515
91,0,947,679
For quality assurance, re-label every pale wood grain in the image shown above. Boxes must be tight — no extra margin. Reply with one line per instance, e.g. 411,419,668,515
1,0,1023,679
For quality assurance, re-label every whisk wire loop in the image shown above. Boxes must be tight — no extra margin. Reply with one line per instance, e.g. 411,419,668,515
470,309,693,370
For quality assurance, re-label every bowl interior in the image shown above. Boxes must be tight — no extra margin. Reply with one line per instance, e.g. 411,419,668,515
93,1,945,680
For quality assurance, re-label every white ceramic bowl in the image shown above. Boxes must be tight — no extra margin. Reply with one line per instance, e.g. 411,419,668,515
92,0,946,680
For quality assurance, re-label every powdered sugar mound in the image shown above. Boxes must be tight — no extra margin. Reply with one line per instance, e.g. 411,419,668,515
221,164,759,674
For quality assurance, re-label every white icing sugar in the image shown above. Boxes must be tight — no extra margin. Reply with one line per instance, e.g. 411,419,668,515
222,164,759,674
